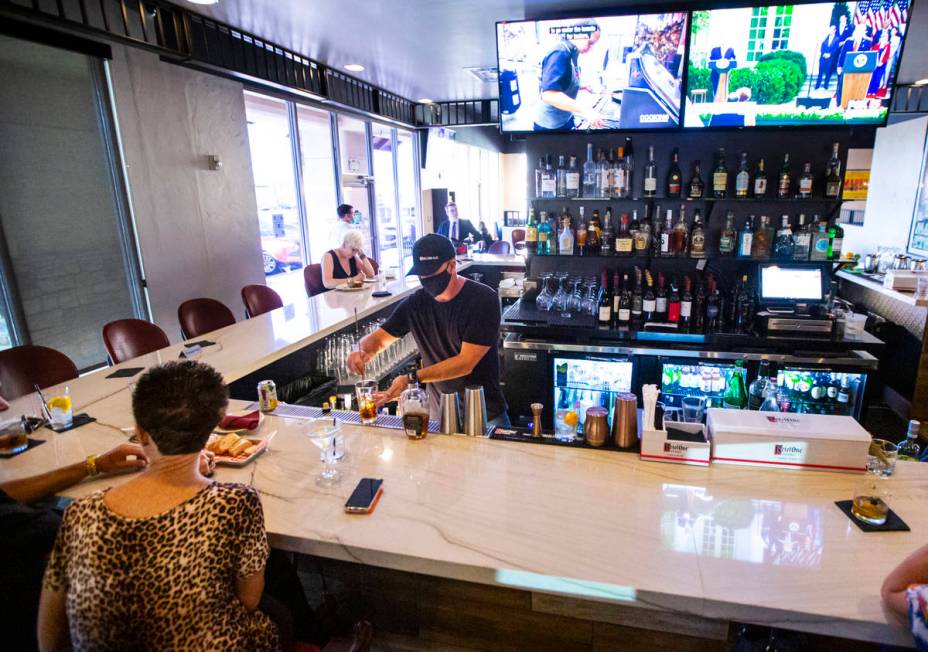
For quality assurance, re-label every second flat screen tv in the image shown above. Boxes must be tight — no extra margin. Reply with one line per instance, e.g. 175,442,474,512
496,12,689,133
684,0,913,128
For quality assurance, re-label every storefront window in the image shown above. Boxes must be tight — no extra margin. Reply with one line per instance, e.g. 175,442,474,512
296,105,338,266
371,124,399,271
396,129,419,269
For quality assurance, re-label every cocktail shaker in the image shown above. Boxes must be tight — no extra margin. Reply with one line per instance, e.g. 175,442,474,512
439,392,461,435
583,407,609,447
612,392,639,449
463,385,487,437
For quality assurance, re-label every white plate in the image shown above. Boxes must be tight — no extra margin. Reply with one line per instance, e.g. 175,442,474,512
363,278,378,284
207,433,271,467
335,283,367,292
214,410,264,434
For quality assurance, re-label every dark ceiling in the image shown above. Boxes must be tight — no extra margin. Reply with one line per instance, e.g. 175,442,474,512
198,0,928,102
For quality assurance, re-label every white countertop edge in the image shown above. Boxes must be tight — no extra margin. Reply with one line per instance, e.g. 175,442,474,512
837,270,928,308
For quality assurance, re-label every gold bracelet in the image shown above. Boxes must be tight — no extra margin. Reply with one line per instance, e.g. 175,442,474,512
85,454,98,476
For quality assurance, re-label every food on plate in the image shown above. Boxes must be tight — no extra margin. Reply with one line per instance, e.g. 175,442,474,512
347,278,364,288
207,432,263,461
229,438,252,457
212,433,240,454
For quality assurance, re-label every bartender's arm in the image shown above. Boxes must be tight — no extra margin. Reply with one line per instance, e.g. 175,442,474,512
373,342,490,407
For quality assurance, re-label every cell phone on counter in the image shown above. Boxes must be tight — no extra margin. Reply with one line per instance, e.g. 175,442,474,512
344,478,384,514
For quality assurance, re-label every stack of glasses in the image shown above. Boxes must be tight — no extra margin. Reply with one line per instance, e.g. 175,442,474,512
316,318,417,385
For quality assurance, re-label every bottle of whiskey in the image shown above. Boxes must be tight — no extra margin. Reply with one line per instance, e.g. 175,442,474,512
689,160,705,198
773,215,795,259
778,153,792,199
643,270,657,322
825,142,842,199
752,215,773,259
668,277,681,323
598,270,612,326
754,158,768,198
718,210,737,256
713,148,728,198
737,216,755,258
615,212,634,256
587,209,601,253
735,152,750,198
644,145,658,198
690,209,706,259
672,205,689,257
618,273,632,326
798,162,814,199
667,147,683,198
792,214,812,260
600,209,615,256
633,209,650,254
631,267,644,324
660,209,673,257
680,275,693,330
655,272,668,322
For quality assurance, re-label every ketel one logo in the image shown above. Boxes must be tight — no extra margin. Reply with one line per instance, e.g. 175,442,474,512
766,415,800,425
664,442,688,454
774,444,804,456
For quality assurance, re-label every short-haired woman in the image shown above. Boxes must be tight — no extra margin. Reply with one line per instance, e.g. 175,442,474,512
322,230,375,289
38,361,279,651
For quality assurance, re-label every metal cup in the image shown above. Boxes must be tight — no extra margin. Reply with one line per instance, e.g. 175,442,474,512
463,385,487,437
612,392,639,449
439,392,461,435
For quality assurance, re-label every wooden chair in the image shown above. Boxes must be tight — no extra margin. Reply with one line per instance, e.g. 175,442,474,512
241,285,284,318
177,298,236,339
304,264,326,297
488,240,511,254
0,345,79,400
102,319,170,364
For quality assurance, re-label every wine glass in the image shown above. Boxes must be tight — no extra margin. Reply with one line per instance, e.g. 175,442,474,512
304,417,343,485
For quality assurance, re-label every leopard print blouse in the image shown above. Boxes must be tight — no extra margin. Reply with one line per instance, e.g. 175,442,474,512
43,482,279,651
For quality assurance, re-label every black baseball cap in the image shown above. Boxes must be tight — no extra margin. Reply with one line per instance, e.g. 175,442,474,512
406,233,455,277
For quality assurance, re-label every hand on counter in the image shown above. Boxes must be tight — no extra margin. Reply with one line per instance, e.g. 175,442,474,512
374,374,409,408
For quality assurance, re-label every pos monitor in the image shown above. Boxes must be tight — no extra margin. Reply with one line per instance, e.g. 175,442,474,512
758,264,826,308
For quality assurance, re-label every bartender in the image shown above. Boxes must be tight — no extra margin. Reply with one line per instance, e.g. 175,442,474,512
346,234,509,426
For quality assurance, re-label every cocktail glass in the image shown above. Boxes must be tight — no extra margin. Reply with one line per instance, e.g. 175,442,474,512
355,380,377,425
304,417,343,486
47,386,73,429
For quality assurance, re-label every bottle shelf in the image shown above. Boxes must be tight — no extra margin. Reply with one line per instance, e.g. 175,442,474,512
531,196,842,203
527,253,837,264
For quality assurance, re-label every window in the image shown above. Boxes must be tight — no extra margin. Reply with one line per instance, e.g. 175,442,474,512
747,7,769,62
336,115,374,256
296,105,338,267
770,6,792,51
371,124,399,271
396,129,420,269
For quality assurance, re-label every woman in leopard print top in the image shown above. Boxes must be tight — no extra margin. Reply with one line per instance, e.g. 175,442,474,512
38,361,279,651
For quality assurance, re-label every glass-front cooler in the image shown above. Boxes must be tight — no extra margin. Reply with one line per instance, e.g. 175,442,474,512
553,356,634,431
659,360,748,410
774,368,867,418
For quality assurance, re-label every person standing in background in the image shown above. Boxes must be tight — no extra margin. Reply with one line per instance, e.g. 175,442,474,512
816,24,841,89
328,204,357,248
436,202,481,244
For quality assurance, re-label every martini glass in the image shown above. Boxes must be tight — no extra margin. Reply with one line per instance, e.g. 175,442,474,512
304,417,343,486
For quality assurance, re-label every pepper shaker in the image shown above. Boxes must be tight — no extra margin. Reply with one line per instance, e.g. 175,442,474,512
531,403,543,437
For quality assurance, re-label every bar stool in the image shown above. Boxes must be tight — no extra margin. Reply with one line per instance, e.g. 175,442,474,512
511,228,526,254
303,264,326,297
241,284,283,318
102,319,170,364
488,240,511,254
177,298,236,339
0,344,79,400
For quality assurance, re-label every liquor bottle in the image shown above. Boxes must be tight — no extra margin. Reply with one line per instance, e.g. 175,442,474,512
735,152,750,198
690,209,706,259
587,209,601,254
667,147,683,198
705,276,721,332
537,212,551,255
596,149,608,198
734,274,754,334
792,214,812,260
898,420,922,460
576,207,587,256
725,276,741,329
719,210,737,256
778,153,792,199
737,216,755,258
541,156,557,199
600,209,615,256
623,137,635,199
558,216,574,256
692,278,707,333
650,207,663,257
605,149,615,198
748,360,771,410
828,218,844,260
611,270,622,322
525,208,538,257
632,209,650,253
798,162,814,199
631,267,644,323
713,148,728,198
642,270,657,322
672,205,689,257
566,156,581,198
773,215,795,259
660,209,673,257
614,146,626,198
580,144,595,198
723,360,748,409
549,213,560,255
836,376,851,411
668,278,681,323
810,215,830,261
615,212,633,256
752,215,773,259
556,155,567,197
680,276,693,330
825,142,842,199
689,160,705,199
754,158,768,198
655,272,668,322
644,145,658,198
598,270,612,325
617,273,632,326
534,157,545,198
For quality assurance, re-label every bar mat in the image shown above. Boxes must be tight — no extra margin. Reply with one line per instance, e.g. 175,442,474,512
106,367,145,379
0,438,46,458
835,500,910,532
489,426,640,454
245,403,442,434
45,413,96,434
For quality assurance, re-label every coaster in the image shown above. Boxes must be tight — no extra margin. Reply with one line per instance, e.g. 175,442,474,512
105,366,145,379
184,340,216,348
0,438,46,458
835,500,911,532
45,413,96,434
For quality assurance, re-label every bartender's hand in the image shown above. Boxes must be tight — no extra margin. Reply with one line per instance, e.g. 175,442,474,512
347,350,372,375
374,375,409,408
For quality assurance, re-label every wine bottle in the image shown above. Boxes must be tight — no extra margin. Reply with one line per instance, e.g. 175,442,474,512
680,275,693,330
692,279,707,333
643,270,657,322
706,276,721,333
525,208,538,258
631,267,644,324
667,147,683,198
737,216,755,259
668,277,681,323
618,273,632,326
598,270,612,325
655,272,668,322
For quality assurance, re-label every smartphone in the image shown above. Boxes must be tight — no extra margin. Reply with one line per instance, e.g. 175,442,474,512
344,478,384,514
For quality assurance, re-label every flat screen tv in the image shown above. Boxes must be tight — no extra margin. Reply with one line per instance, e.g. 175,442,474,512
496,12,689,132
684,0,913,128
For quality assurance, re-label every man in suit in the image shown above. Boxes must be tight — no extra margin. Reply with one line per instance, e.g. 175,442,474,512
436,202,481,244
816,24,841,89
836,23,872,105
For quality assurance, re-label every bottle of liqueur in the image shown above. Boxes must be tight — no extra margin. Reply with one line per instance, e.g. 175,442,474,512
655,272,669,322
778,153,792,199
897,420,922,461
558,215,574,256
556,155,568,197
541,156,557,199
680,275,694,330
668,277,681,323
631,267,644,324
632,209,650,254
615,212,634,256
566,155,581,198
582,144,596,198
828,218,844,260
753,158,768,198
713,148,728,198
660,209,673,257
642,270,657,322
600,209,615,256
598,270,612,326
737,216,755,258
537,212,551,255
692,278,707,333
617,273,632,326
666,147,683,198
643,145,658,198
798,162,814,199
614,146,626,198
752,215,773,259
587,208,601,254
792,214,812,260
623,137,635,199
735,152,750,198
825,142,842,199
689,160,705,198
672,205,689,257
810,215,830,261
534,157,545,198
596,148,609,199
690,209,706,259
525,208,538,258
718,210,737,256
773,215,795,259
575,207,587,256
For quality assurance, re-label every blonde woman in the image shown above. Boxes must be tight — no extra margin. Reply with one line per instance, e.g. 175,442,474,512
322,230,375,289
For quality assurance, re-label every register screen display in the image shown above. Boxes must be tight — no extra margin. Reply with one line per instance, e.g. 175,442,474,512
760,266,824,302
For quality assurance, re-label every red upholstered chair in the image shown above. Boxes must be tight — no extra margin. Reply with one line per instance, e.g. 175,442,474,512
511,228,526,254
241,284,284,318
368,258,380,275
177,298,236,340
0,345,79,400
102,319,170,364
304,264,326,297
488,240,511,254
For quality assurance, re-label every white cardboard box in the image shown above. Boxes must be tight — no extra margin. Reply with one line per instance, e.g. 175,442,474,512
707,408,870,473
640,423,711,467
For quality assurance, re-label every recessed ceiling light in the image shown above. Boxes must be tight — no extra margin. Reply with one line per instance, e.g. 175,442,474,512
187,0,220,5
344,64,365,72
417,98,434,104
915,79,928,86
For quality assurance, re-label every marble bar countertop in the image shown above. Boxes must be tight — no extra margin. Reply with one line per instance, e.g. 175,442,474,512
2,394,923,648
464,253,526,268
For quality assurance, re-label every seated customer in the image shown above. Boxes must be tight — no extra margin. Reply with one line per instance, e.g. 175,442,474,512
322,230,375,289
883,543,928,648
38,361,279,651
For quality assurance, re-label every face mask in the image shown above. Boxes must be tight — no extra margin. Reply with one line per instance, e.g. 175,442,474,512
420,270,451,298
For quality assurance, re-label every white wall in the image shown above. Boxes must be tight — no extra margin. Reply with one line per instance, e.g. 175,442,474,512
842,116,928,256
108,46,264,340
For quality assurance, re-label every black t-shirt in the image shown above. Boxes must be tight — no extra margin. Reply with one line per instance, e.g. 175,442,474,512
382,280,507,420
539,40,579,97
